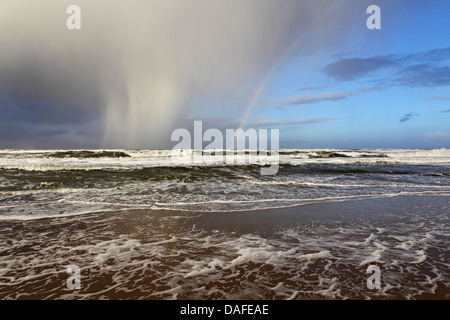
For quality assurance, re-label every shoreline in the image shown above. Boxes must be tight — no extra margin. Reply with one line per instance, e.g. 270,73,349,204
190,193,450,235
1,191,449,222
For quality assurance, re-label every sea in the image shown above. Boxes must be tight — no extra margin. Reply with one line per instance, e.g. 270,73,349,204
0,148,448,299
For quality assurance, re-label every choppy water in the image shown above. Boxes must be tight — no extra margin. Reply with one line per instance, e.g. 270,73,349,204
0,148,449,219
0,149,449,299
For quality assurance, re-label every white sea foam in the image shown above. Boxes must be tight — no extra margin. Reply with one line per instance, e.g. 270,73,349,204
1,148,449,171
411,250,427,264
0,197,447,300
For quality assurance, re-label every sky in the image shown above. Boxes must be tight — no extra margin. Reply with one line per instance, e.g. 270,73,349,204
0,0,449,149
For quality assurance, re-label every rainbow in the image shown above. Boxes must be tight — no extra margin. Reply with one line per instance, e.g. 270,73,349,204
227,38,300,150
237,3,337,131
236,37,300,131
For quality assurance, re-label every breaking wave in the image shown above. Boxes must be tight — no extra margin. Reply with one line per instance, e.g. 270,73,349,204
49,150,131,158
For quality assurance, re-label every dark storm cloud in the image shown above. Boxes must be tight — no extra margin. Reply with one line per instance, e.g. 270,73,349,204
38,128,70,137
0,93,99,147
0,94,97,125
0,0,390,148
0,121,68,140
0,119,101,148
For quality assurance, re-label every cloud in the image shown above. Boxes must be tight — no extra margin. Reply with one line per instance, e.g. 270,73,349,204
394,64,450,87
297,85,328,91
400,113,418,123
0,120,88,145
323,56,398,81
0,94,97,125
184,116,339,130
38,128,70,137
267,87,376,106
424,131,450,138
427,94,450,101
277,91,354,105
407,47,450,64
245,118,341,127
400,109,450,123
324,47,450,88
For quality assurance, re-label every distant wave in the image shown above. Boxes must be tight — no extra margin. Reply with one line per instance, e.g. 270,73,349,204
48,150,131,158
0,161,449,177
306,151,387,158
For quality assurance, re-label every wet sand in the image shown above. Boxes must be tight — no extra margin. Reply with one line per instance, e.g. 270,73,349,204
193,194,448,235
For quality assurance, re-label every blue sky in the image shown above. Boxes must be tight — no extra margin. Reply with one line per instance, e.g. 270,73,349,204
217,1,450,148
0,1,449,149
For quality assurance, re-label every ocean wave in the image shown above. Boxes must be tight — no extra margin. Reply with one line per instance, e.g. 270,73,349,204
306,151,387,158
0,148,448,219
0,148,449,172
0,161,448,179
48,150,131,158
